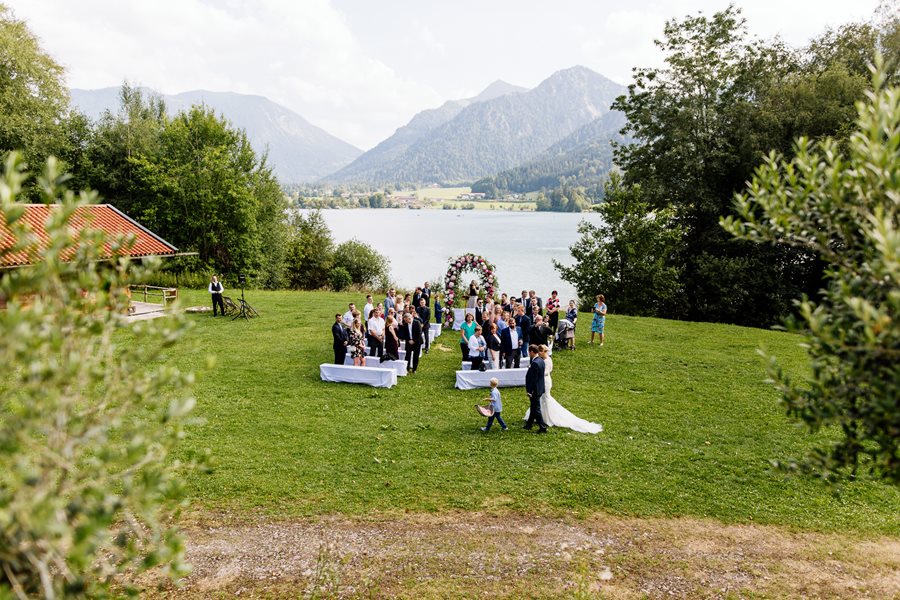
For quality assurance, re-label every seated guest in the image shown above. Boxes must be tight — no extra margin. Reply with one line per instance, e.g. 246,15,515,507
332,313,349,364
367,306,385,357
348,318,366,367
467,325,487,371
342,303,356,327
487,322,502,369
363,295,374,324
516,304,532,357
500,316,522,369
459,312,476,361
416,297,431,353
383,315,400,361
399,312,422,373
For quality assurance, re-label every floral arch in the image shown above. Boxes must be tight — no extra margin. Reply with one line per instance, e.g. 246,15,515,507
443,253,498,325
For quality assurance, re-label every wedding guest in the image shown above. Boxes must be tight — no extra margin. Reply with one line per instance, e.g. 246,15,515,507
412,286,423,307
516,304,532,358
208,275,225,316
417,297,431,353
496,311,510,333
367,306,385,358
467,280,479,309
566,300,578,349
383,288,396,313
547,291,560,331
500,293,512,313
348,318,366,367
480,378,508,432
468,325,487,371
484,293,495,318
500,316,522,369
474,298,484,324
395,294,406,315
342,302,356,327
528,290,543,316
487,322,502,369
434,293,443,324
459,312,476,361
400,312,422,373
383,315,400,361
531,315,553,348
421,281,432,307
520,290,528,310
332,313,349,364
591,294,607,346
363,295,374,324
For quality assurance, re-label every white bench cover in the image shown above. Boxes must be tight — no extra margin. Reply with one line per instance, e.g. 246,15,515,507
344,355,408,376
320,364,397,388
455,367,528,390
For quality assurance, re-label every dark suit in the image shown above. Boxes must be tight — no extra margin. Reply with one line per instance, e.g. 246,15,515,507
399,320,422,372
417,305,431,351
500,326,522,369
526,297,543,316
524,356,548,430
515,313,532,357
332,322,348,365
531,323,553,347
421,288,432,307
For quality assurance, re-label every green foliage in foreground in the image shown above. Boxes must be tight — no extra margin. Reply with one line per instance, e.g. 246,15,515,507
723,64,900,483
0,156,200,597
159,289,899,535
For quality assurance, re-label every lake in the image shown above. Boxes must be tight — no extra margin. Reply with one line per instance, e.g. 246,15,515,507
311,209,602,303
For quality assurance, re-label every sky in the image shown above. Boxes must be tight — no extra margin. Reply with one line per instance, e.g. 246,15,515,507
8,0,884,150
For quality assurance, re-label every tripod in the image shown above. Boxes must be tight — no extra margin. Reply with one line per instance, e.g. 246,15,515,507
232,283,259,320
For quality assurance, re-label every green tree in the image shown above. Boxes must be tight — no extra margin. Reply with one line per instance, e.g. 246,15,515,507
0,5,70,181
0,155,203,596
285,210,334,289
722,65,900,483
332,239,391,288
612,5,877,326
555,174,683,315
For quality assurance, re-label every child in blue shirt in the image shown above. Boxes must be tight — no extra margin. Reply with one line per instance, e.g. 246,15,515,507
480,378,508,432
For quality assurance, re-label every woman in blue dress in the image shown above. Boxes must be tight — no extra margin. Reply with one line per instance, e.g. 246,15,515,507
590,294,606,346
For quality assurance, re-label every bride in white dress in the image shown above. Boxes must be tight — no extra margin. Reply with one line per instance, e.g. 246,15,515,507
525,345,603,434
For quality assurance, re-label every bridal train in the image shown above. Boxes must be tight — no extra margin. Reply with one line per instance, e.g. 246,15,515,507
524,355,602,434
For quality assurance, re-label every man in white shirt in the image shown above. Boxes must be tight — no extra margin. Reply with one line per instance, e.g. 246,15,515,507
342,303,356,327
367,306,385,358
363,295,375,321
208,275,225,316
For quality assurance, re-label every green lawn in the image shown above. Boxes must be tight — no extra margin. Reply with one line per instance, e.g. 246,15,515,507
147,290,898,535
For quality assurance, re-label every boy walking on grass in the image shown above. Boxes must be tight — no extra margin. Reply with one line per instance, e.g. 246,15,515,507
481,378,508,432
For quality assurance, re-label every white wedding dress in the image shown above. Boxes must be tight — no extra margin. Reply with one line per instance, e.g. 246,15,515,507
524,357,603,434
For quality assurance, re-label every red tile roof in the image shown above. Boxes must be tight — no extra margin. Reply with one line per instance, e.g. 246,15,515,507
0,204,179,267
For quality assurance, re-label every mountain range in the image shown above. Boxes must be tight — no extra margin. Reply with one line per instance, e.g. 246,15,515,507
70,88,362,184
324,66,625,186
71,65,627,190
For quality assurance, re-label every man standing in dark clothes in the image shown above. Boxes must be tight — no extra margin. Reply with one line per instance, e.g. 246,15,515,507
332,313,348,364
416,297,431,353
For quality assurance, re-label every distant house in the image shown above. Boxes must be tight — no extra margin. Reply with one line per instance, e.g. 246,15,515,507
0,204,180,268
457,193,486,200
387,194,417,207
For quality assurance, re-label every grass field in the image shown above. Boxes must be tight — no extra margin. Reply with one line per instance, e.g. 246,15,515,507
144,290,899,535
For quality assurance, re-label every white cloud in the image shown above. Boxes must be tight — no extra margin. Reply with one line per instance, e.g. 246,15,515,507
6,0,882,150
7,0,441,149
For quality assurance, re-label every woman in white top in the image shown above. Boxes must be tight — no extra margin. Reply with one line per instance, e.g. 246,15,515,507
467,325,487,371
524,344,602,434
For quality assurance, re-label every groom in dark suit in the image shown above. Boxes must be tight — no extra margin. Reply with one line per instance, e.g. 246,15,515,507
524,344,549,432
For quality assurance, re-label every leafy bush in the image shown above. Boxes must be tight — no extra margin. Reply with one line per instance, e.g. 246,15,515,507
722,63,900,483
328,266,352,291
332,239,391,288
285,210,334,289
0,154,204,596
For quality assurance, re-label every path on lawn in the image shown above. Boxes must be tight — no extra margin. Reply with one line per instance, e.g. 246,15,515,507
158,512,900,598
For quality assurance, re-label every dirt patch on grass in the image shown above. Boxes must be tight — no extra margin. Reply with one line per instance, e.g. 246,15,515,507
148,512,900,598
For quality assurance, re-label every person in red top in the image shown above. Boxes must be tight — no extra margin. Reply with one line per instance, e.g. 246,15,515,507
546,290,561,331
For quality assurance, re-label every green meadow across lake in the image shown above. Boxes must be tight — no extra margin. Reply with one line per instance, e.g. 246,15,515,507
151,289,899,535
